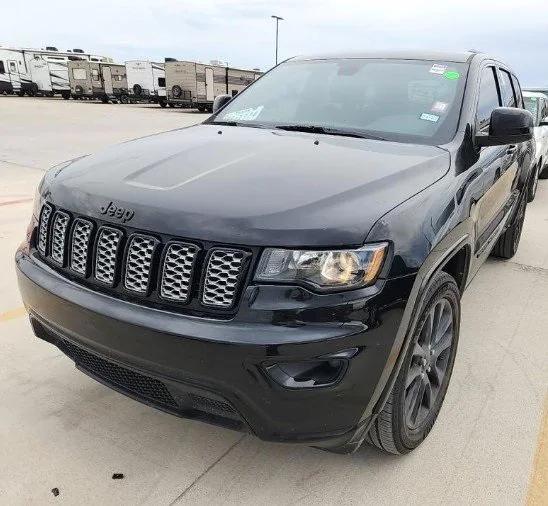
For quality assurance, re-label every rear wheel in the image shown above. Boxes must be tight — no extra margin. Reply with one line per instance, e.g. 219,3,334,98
119,94,129,104
491,193,526,259
366,271,460,454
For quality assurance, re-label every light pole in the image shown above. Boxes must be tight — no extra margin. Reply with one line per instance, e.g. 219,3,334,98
271,15,284,65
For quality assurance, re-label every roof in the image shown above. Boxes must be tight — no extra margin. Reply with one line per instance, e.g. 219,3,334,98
291,50,478,63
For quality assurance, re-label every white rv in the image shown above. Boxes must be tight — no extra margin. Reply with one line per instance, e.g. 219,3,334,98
125,61,167,107
0,45,112,98
165,60,262,112
0,47,33,95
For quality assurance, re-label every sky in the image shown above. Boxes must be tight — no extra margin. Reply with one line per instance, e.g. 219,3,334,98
2,0,548,85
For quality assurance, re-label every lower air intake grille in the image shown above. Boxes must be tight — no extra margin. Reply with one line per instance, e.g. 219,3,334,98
70,219,93,275
37,203,53,255
95,226,123,285
124,235,157,293
50,211,71,265
202,249,248,308
59,339,177,408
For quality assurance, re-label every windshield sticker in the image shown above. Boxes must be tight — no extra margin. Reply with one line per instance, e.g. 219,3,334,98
420,113,440,123
222,106,264,121
431,101,448,113
430,64,447,75
444,70,460,80
531,97,538,102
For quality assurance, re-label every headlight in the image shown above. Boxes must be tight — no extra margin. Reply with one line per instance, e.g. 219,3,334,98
254,243,389,291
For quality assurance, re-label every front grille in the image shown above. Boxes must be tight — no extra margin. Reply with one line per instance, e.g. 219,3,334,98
38,203,53,255
35,203,251,313
70,219,93,275
50,211,71,265
95,226,123,286
202,249,248,308
160,242,199,302
124,235,157,294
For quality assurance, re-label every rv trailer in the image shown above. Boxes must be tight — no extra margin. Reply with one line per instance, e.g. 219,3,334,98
0,48,33,95
0,46,112,98
165,60,262,111
125,60,167,107
68,61,128,103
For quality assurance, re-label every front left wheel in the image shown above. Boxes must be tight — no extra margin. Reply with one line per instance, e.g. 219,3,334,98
366,271,460,454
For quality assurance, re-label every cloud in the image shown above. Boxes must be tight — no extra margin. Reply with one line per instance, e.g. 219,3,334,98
2,0,547,83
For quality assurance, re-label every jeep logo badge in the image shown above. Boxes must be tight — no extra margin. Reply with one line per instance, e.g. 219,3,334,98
100,202,135,223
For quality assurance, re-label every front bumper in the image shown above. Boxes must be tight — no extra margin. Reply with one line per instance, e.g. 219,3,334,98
16,247,413,449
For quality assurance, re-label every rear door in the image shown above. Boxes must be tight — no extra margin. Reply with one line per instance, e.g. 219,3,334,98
471,65,510,253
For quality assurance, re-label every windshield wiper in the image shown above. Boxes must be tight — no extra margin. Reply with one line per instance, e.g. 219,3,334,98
209,120,270,129
274,124,388,141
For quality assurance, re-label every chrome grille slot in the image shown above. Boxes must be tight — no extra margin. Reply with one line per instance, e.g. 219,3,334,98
202,249,248,308
94,226,123,286
50,211,70,265
37,203,53,255
70,219,93,275
160,242,199,302
124,234,157,294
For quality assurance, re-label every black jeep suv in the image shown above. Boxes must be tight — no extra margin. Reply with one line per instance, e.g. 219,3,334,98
16,51,534,454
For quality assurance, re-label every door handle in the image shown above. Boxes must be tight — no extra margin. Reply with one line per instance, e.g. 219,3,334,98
506,145,517,155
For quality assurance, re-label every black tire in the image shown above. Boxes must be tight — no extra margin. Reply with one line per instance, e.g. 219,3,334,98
527,163,539,203
366,271,460,455
119,94,129,104
168,103,175,108
491,193,526,259
133,84,142,96
101,95,109,104
159,100,167,108
62,91,70,100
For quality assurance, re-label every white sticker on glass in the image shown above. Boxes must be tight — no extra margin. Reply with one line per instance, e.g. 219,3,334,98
420,113,440,122
222,105,264,121
429,64,447,75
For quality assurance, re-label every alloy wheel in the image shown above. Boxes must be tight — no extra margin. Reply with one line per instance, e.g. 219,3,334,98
404,298,454,430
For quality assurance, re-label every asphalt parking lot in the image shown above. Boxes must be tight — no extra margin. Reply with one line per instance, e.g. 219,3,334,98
1,96,547,505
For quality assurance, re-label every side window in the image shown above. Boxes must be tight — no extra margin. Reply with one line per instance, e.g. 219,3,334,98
499,69,517,108
91,69,99,81
511,75,523,108
9,61,17,72
72,68,87,80
157,77,165,87
0,61,4,74
477,67,501,133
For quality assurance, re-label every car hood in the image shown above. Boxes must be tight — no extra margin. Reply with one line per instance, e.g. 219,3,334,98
44,124,450,247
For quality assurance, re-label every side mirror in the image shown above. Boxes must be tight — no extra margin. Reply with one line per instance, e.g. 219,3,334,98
212,94,232,114
476,107,534,147
539,116,548,126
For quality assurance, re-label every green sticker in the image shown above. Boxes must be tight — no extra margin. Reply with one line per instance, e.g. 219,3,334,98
444,70,460,80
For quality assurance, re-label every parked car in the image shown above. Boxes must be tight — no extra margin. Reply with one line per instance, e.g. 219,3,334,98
523,91,548,200
16,50,534,455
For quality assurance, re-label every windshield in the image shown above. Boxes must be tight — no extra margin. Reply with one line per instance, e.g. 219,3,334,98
524,96,539,124
211,58,468,145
